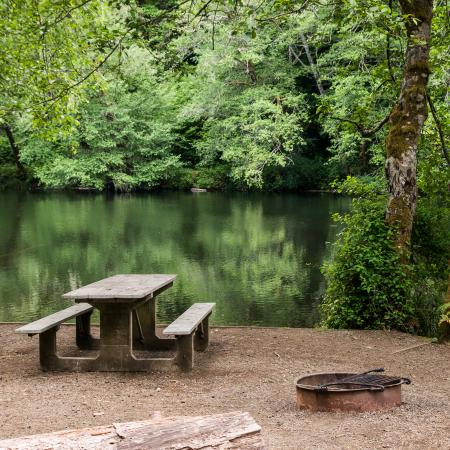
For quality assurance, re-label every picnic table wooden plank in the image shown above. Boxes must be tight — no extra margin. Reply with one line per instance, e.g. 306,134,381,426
163,303,215,336
15,303,93,335
62,274,176,300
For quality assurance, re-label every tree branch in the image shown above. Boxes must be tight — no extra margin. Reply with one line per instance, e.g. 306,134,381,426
211,4,218,49
191,0,214,21
137,0,192,26
256,0,310,22
299,32,325,96
44,0,94,30
386,0,397,83
330,113,390,137
38,0,193,110
41,33,128,111
427,93,450,166
364,114,390,136
1,123,26,177
330,116,364,133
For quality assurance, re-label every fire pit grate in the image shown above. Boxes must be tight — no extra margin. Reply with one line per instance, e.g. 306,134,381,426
317,368,411,392
295,368,411,412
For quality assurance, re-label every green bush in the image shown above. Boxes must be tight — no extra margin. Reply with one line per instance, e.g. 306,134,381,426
192,166,229,190
0,164,25,190
321,197,416,332
263,155,330,191
322,193,450,335
410,200,450,336
165,167,196,190
166,165,230,190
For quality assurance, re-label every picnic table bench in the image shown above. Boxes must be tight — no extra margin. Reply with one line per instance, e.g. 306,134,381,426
15,303,96,368
163,302,215,370
15,274,215,372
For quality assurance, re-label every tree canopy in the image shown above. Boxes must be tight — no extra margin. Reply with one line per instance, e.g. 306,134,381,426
1,1,448,192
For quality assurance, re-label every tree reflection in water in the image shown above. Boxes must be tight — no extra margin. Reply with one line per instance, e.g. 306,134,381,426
0,192,349,327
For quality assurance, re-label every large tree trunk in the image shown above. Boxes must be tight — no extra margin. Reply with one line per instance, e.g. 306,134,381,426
385,0,433,252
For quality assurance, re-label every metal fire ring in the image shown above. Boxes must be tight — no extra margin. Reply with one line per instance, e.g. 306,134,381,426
295,369,411,412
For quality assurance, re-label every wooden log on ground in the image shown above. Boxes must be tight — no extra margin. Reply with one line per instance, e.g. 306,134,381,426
0,411,264,450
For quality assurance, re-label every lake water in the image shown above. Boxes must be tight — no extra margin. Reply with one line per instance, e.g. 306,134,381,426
0,191,350,327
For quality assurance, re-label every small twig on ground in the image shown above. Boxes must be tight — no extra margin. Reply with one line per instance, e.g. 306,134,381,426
391,342,431,355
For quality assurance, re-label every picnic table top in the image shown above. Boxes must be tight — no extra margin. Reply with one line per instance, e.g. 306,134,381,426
62,274,176,301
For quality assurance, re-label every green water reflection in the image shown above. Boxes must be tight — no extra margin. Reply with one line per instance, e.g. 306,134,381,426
0,191,350,327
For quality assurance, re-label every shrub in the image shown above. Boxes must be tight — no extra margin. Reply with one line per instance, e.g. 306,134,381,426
322,192,450,335
166,165,230,190
410,200,450,336
192,166,229,190
164,166,230,190
321,197,416,332
0,164,25,190
264,155,330,191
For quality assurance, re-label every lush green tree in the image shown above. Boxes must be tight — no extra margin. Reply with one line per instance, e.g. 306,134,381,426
304,0,450,332
0,0,123,175
170,14,310,187
21,46,182,190
19,1,322,190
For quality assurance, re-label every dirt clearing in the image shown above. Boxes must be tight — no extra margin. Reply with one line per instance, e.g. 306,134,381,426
1,324,449,449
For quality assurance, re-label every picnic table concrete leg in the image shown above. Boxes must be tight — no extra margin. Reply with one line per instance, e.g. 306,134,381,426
194,315,210,352
175,334,194,371
133,301,176,351
38,304,137,372
96,303,135,370
76,310,99,350
37,325,99,372
92,303,173,372
39,327,58,371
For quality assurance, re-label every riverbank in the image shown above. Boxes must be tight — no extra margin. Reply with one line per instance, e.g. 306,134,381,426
1,324,449,449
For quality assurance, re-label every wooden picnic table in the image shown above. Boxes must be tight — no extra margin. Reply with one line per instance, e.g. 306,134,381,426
16,274,214,372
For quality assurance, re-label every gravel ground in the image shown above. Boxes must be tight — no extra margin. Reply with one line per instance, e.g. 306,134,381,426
0,324,449,449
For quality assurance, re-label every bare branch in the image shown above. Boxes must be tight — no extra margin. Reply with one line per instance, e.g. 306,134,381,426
331,113,390,137
427,93,450,167
256,0,310,22
299,32,325,96
191,0,214,21
41,33,128,112
45,0,94,30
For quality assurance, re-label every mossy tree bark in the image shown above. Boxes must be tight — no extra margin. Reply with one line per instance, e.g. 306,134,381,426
385,0,433,252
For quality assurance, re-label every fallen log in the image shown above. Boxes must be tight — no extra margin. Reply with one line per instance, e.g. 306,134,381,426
0,411,264,450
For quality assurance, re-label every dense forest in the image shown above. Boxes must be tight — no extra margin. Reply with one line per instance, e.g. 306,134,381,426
0,0,449,336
